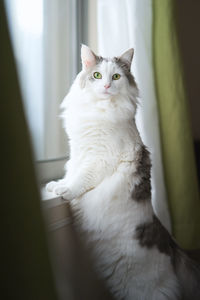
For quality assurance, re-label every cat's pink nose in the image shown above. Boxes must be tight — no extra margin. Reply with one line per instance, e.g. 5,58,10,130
104,84,111,89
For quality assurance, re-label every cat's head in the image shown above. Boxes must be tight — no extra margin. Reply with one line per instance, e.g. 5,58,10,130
79,45,138,100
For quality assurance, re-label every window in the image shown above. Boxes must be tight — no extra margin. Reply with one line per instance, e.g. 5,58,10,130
5,0,91,183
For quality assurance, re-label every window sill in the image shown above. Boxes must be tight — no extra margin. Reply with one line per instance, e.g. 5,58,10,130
41,188,74,300
41,187,72,231
41,187,66,207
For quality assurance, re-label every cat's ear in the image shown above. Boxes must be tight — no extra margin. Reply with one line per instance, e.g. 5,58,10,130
81,44,97,70
119,48,134,67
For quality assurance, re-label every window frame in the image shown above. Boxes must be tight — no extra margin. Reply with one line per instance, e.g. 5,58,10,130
38,0,89,183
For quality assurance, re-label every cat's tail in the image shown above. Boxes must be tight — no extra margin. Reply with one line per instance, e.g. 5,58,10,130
174,248,200,300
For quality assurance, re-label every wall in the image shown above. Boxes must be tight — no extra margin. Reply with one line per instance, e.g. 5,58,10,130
175,0,200,140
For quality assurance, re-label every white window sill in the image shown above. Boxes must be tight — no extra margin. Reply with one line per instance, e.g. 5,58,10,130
41,188,74,300
41,187,72,231
41,187,66,207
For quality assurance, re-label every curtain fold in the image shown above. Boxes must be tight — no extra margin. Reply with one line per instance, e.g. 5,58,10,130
153,0,200,249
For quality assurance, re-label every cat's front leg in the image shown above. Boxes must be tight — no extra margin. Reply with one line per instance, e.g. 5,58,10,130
52,174,93,201
52,159,108,200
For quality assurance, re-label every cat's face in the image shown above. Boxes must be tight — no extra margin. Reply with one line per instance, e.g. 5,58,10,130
81,45,136,99
87,60,127,99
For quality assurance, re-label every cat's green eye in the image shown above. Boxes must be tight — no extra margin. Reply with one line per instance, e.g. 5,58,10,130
93,72,102,79
112,73,121,80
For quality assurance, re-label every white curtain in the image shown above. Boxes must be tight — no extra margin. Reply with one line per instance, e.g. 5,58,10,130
97,0,171,231
5,0,90,182
5,0,45,159
5,0,71,162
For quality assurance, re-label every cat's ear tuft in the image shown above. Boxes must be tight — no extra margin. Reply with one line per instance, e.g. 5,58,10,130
81,44,96,70
119,48,134,67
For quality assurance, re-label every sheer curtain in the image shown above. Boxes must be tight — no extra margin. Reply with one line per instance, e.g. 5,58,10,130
5,0,71,162
5,0,45,159
5,0,87,182
97,0,171,231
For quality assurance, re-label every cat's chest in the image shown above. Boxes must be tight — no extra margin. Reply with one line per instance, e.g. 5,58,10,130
64,103,140,161
72,124,135,163
68,112,131,143
65,100,127,133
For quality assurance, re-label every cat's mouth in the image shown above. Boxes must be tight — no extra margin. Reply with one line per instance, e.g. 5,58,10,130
102,88,116,96
103,90,111,95
95,89,116,99
100,91,113,99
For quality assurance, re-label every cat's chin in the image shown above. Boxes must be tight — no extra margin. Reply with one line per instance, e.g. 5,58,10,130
96,92,116,100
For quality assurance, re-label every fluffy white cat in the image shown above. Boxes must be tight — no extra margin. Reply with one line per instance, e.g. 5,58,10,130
47,45,200,300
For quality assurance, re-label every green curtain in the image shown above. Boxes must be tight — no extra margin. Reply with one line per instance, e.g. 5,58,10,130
1,2,58,299
153,0,200,249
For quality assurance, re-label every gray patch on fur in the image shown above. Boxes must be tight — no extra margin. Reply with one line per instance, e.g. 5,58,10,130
95,55,104,64
114,57,137,86
132,145,151,201
102,57,110,63
135,215,177,255
135,215,200,299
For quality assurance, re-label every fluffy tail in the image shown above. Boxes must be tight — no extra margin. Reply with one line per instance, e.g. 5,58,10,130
174,248,200,300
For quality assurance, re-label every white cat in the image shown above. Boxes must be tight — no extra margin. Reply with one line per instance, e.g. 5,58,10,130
47,45,200,300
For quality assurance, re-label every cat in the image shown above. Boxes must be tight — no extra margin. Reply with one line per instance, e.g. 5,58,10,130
46,45,200,300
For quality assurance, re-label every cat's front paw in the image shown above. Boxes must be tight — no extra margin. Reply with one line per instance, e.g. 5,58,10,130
54,186,75,201
46,179,67,193
46,180,77,200
46,181,58,192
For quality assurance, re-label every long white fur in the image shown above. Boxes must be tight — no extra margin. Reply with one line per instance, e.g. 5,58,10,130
47,46,180,299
